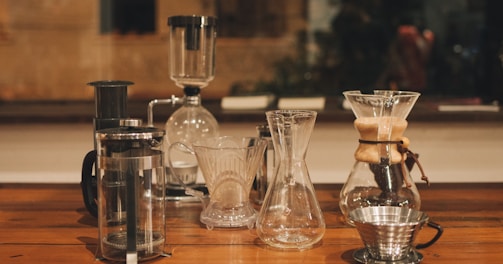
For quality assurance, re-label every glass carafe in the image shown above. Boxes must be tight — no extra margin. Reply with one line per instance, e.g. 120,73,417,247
339,90,422,224
256,110,325,250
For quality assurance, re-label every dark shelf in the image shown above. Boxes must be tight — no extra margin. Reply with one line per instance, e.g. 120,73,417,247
1,97,502,124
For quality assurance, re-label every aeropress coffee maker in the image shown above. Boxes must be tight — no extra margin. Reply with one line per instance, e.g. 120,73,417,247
81,81,168,263
82,80,132,218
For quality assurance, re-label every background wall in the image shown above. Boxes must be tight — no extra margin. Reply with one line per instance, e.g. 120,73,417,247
0,0,304,100
1,0,501,101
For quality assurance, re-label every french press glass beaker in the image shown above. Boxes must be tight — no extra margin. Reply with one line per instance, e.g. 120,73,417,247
96,124,166,262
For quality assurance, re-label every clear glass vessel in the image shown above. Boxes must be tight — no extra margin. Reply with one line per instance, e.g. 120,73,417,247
163,87,218,187
163,16,220,188
165,88,218,147
339,90,422,224
165,15,219,149
168,15,216,88
168,136,267,229
256,110,325,250
96,125,166,262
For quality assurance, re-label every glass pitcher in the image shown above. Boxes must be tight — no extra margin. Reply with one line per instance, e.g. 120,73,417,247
339,90,425,224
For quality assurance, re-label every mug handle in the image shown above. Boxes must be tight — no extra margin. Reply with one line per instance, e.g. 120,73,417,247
167,142,206,201
416,221,443,249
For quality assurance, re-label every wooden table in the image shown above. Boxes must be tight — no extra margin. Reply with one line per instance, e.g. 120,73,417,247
1,183,502,263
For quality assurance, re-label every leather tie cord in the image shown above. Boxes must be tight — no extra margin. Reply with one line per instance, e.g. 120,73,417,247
358,138,430,187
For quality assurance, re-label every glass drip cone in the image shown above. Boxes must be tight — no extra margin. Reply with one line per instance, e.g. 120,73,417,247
192,136,267,229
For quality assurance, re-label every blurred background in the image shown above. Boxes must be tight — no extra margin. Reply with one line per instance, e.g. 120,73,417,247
1,0,502,184
0,0,502,102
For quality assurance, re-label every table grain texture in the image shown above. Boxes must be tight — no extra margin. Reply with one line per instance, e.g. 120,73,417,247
1,183,502,263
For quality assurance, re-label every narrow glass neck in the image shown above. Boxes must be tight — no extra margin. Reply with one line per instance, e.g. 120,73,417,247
184,94,201,106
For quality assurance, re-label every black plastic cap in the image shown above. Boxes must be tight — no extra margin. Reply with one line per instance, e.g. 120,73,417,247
167,15,217,27
184,86,201,96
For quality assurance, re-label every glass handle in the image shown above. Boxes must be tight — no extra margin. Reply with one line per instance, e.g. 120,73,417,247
167,142,206,203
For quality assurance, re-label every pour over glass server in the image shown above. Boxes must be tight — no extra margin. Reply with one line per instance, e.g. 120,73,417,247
256,110,326,250
148,16,219,193
339,90,429,224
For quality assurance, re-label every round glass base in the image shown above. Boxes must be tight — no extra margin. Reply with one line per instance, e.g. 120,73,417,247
200,203,257,230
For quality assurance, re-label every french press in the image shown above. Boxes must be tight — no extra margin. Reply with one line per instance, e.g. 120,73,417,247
95,124,166,262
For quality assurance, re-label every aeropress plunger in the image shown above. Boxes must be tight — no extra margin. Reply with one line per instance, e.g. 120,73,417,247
81,80,132,217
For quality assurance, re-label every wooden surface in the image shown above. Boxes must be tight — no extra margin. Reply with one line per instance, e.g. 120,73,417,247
1,183,502,263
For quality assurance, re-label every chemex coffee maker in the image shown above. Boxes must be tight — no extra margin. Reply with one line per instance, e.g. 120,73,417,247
339,90,430,224
338,90,442,264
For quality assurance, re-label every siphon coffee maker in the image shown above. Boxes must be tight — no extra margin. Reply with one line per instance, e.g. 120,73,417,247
148,15,219,200
95,123,167,262
339,90,430,224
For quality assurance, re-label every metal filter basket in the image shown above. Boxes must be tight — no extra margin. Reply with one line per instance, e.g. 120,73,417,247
349,206,442,262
